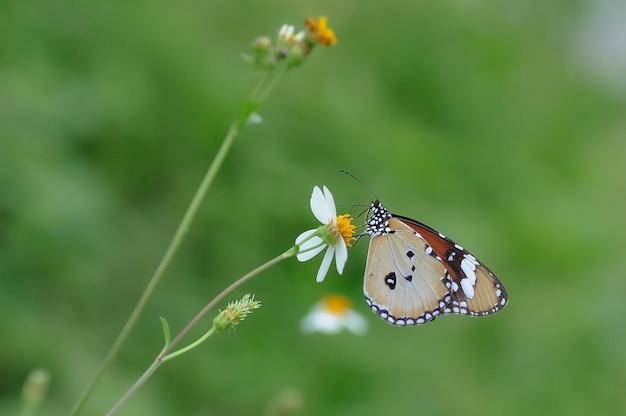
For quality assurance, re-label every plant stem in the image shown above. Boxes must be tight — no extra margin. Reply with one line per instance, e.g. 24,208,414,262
70,121,242,416
159,246,296,358
105,358,160,416
162,327,217,363
106,246,297,415
72,47,291,414
257,63,288,103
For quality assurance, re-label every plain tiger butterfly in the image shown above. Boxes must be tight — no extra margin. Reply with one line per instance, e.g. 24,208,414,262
363,200,508,326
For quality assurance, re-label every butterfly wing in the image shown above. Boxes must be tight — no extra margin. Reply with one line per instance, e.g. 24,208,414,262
363,218,451,326
397,215,508,317
363,200,508,326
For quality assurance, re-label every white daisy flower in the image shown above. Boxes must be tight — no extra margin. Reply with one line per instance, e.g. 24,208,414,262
295,186,355,283
301,294,368,335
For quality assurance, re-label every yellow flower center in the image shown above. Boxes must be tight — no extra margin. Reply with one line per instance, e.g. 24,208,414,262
322,294,351,315
336,214,356,247
305,16,337,46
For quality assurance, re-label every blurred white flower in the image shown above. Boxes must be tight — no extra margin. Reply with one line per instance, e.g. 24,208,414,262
301,294,368,335
278,24,304,44
295,186,355,283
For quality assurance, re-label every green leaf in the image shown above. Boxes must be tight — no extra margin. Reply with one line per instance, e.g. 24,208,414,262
159,317,171,346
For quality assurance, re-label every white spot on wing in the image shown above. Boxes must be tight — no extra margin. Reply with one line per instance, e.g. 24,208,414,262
460,278,475,299
461,257,478,286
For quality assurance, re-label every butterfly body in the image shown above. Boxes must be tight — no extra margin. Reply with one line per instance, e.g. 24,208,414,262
364,200,508,326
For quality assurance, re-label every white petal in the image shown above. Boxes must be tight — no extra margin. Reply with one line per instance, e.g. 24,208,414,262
316,246,335,282
295,229,316,245
344,311,368,335
301,310,342,334
334,240,348,274
278,24,294,39
299,313,318,333
298,235,323,252
309,186,330,224
296,231,325,262
297,244,325,262
322,186,338,219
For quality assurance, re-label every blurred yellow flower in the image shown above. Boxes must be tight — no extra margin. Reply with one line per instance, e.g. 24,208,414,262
305,16,337,46
301,294,368,335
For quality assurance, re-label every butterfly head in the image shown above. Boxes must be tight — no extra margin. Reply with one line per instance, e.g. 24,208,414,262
366,200,392,237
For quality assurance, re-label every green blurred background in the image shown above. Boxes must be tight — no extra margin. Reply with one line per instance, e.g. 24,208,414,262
2,0,625,415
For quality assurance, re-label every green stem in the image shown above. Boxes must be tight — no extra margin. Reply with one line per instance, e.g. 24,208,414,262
105,358,160,416
70,121,242,416
256,63,289,103
72,46,293,414
249,69,270,100
162,327,217,363
159,246,297,359
105,246,297,415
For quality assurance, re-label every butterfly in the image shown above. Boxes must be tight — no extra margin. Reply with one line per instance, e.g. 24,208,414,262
363,200,508,326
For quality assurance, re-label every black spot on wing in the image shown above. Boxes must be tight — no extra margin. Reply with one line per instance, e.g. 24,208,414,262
385,272,397,290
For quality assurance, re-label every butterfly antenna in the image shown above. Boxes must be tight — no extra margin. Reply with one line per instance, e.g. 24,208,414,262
337,169,379,201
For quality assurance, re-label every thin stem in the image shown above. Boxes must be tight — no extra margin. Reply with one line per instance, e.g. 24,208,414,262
105,359,160,416
162,327,217,363
106,246,297,415
70,121,242,416
159,246,296,359
249,69,270,100
257,63,289,103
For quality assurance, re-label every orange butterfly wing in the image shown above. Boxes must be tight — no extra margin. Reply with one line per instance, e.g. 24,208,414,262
398,216,508,317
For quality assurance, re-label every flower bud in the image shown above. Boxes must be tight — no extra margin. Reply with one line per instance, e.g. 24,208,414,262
213,294,261,332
